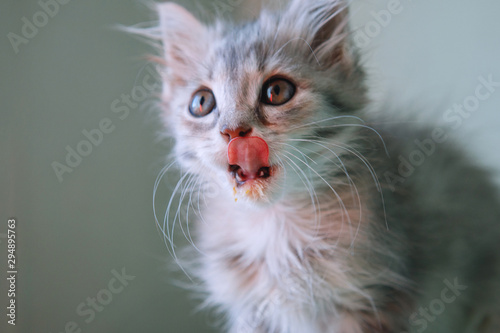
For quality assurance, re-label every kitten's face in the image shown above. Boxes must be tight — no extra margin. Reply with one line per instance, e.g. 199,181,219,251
158,0,366,204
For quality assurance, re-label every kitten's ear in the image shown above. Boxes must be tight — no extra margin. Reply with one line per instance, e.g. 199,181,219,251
157,2,207,84
289,0,354,70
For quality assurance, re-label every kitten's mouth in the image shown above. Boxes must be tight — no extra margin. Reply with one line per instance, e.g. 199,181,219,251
227,136,273,198
227,164,276,201
228,165,271,185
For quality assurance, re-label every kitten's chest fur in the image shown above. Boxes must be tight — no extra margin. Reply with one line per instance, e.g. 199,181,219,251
196,185,409,332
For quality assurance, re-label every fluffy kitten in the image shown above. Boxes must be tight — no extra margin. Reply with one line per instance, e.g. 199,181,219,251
144,0,500,332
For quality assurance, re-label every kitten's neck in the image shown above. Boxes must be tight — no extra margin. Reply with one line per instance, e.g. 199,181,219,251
199,182,371,270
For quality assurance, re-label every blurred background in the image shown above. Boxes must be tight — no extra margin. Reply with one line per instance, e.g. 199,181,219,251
1,0,499,332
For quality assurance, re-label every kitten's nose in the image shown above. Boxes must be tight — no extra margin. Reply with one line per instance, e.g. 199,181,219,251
220,125,252,143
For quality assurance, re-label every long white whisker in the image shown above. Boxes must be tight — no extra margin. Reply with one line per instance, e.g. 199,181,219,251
196,178,207,224
165,172,188,250
282,150,352,239
184,174,205,254
154,162,195,281
280,153,321,237
273,37,321,66
175,173,201,252
319,139,388,231
164,172,195,280
153,160,178,257
282,150,351,240
282,143,318,165
286,140,364,247
292,138,388,231
289,115,365,131
308,124,390,156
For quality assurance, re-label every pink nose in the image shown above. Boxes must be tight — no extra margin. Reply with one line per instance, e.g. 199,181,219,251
227,136,270,182
220,125,252,142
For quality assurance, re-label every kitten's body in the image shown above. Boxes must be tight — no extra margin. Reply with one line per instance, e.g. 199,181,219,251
196,125,500,333
144,1,500,332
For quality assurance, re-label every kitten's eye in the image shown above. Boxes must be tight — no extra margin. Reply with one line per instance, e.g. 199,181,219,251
261,78,295,106
189,89,216,117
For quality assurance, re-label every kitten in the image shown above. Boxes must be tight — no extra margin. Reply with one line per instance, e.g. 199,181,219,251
144,0,500,332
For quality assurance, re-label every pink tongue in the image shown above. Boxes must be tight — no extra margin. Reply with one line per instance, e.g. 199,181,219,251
228,137,269,177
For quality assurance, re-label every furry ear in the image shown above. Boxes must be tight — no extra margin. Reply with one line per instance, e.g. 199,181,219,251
287,0,353,70
157,2,208,84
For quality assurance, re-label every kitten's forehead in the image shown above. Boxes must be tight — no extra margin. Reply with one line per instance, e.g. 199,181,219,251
210,45,262,128
211,12,305,79
204,24,273,123
212,24,269,80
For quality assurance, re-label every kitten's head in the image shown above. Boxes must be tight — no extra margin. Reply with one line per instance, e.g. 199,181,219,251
157,0,367,204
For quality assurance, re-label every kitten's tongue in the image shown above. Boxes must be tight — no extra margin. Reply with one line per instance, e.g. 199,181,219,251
228,137,269,179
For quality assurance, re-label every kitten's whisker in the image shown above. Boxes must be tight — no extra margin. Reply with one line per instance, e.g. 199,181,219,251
190,175,203,214
274,154,289,188
174,173,193,243
182,134,212,140
290,138,379,191
285,140,344,172
308,123,390,156
282,151,344,251
196,179,209,225
282,150,351,240
280,154,321,238
153,160,178,257
273,37,321,66
282,143,318,165
285,140,364,247
282,151,344,250
176,173,199,250
298,137,389,231
283,149,353,240
321,139,386,226
184,173,204,254
274,154,287,173
289,115,365,131
161,170,195,282
165,172,190,260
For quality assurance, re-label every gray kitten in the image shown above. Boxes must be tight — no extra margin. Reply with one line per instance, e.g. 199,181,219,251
143,0,500,332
